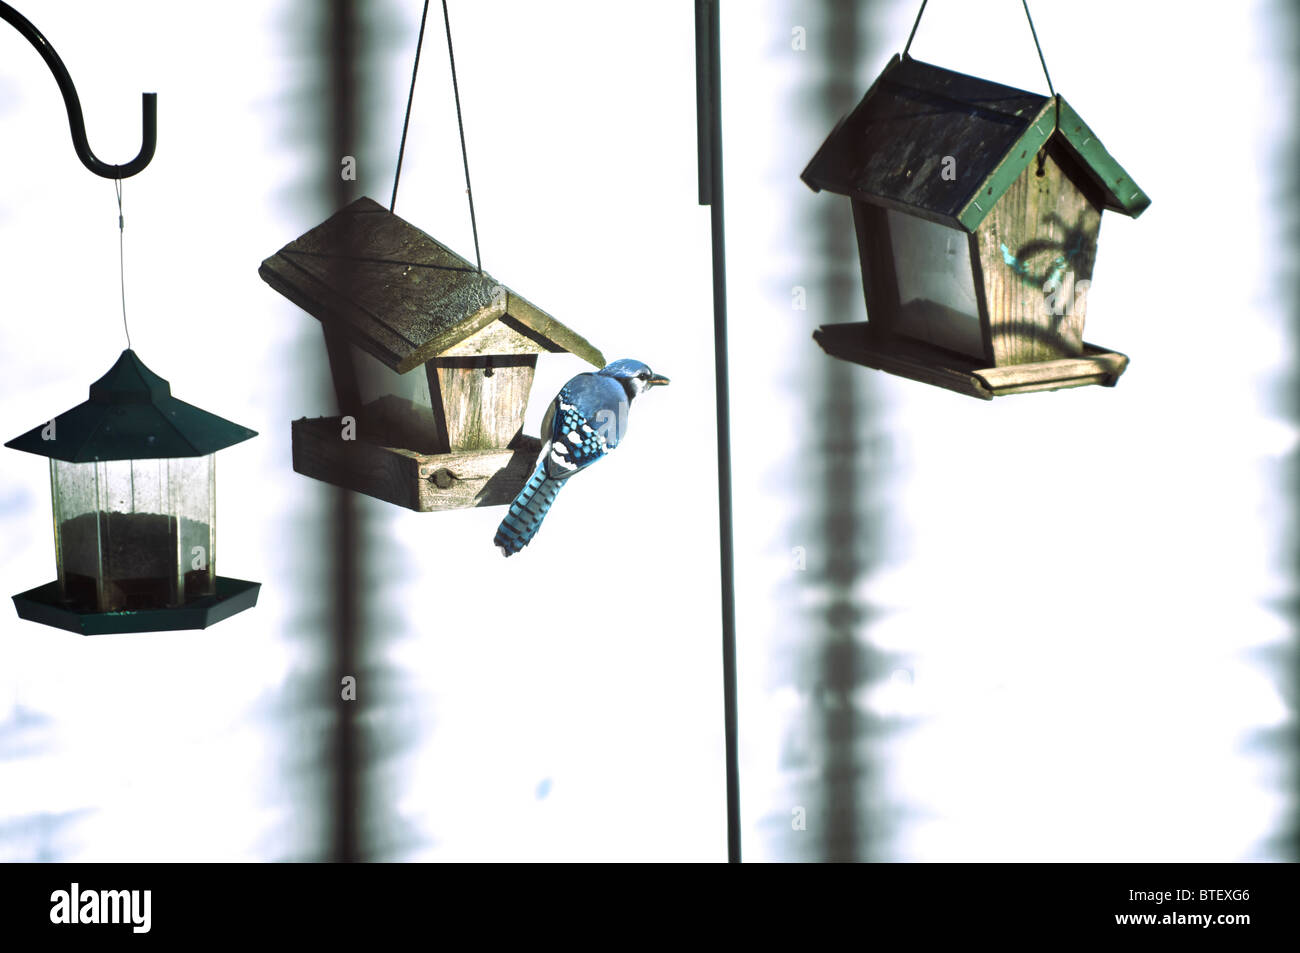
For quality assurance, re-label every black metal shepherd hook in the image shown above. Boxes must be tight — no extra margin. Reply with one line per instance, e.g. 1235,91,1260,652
695,0,741,864
0,1,156,179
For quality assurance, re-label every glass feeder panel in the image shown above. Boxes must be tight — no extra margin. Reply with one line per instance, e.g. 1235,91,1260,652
351,344,442,452
97,459,179,611
50,459,103,611
886,209,984,359
49,457,215,613
168,454,216,602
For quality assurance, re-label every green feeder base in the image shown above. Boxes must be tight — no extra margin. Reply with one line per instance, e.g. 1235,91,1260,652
11,576,261,635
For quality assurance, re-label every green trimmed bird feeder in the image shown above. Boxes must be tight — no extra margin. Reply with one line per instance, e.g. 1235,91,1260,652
5,350,261,635
804,54,1150,399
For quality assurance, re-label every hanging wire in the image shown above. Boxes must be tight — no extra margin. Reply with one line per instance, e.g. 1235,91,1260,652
391,0,430,212
114,178,132,350
390,0,482,274
441,0,481,273
1022,0,1054,97
902,0,1055,99
902,0,927,58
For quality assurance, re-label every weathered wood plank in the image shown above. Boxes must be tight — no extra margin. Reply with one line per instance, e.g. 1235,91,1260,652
292,416,424,509
439,316,548,357
815,322,1128,399
972,348,1127,389
260,196,603,374
983,374,1110,395
815,322,993,400
504,292,605,368
432,356,537,451
260,197,506,373
974,142,1102,365
291,416,542,512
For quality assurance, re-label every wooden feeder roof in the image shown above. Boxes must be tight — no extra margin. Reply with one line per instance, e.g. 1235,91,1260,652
801,55,1150,232
260,196,605,374
5,349,257,462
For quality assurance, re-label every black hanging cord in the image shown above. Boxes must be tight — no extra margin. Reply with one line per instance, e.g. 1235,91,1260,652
902,0,927,58
1022,0,1054,97
902,0,1055,98
0,1,156,178
695,0,741,864
391,0,430,212
115,179,132,350
390,0,481,273
441,0,481,273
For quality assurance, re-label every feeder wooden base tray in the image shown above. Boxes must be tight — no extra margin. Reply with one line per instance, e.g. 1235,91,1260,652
291,416,542,512
12,576,261,636
813,322,1129,400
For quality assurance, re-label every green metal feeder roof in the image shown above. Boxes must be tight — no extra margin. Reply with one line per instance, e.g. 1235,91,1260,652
4,349,257,462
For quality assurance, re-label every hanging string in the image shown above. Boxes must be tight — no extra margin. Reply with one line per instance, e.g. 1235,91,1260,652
114,178,132,351
901,0,1055,98
391,0,430,212
1021,0,1054,97
441,0,481,273
902,0,926,58
390,0,482,274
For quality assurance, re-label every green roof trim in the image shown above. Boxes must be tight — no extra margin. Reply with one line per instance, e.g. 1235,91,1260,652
259,196,606,373
956,98,1057,232
1055,97,1151,219
959,95,1150,230
803,58,1150,232
5,350,257,463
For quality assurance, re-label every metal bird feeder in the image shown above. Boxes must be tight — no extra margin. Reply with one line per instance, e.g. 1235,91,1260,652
5,351,260,635
1,3,261,634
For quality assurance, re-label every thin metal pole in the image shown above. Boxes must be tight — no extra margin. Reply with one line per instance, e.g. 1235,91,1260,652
694,0,712,206
329,0,360,864
696,0,740,864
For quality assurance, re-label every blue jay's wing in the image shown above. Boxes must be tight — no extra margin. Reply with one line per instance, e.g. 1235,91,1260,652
539,400,557,448
542,372,628,479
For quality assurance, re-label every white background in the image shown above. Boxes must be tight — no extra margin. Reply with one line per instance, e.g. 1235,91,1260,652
0,0,1293,862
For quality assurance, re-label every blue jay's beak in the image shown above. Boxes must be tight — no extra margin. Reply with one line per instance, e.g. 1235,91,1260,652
648,374,670,387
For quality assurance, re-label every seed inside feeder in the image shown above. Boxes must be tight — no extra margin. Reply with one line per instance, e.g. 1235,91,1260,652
58,511,213,612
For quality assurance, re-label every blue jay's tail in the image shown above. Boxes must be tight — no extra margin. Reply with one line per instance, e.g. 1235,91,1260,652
495,464,564,556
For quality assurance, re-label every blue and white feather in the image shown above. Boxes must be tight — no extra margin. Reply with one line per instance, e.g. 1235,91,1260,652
494,359,668,556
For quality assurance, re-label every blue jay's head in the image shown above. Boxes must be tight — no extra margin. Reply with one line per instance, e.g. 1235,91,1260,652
598,359,670,399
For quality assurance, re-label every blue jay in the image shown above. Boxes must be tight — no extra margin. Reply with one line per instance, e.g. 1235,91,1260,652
494,359,669,556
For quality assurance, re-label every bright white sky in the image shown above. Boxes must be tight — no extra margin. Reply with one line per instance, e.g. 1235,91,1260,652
0,0,1293,862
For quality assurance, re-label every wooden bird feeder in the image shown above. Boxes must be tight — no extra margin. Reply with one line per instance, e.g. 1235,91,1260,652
260,196,605,511
5,350,261,635
803,55,1149,399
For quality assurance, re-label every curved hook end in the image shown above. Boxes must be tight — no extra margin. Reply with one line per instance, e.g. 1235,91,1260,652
96,92,156,180
1,1,157,180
